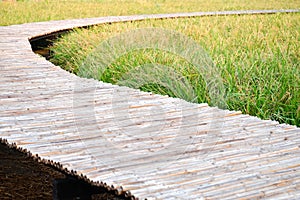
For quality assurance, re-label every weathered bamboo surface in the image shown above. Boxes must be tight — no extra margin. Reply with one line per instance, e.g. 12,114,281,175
1,10,300,200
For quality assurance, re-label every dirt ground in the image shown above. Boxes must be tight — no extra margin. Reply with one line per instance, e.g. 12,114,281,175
0,141,126,200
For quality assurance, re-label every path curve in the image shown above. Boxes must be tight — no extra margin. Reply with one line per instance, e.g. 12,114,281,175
1,10,300,199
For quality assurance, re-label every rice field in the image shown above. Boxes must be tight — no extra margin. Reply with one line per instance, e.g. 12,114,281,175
0,0,299,25
50,13,300,126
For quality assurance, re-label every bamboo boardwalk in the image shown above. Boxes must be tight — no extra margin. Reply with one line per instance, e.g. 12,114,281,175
1,10,300,199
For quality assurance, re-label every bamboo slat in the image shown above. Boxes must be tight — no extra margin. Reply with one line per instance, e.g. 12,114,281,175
1,10,300,200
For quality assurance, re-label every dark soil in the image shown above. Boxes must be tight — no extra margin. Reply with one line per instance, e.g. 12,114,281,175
0,140,126,200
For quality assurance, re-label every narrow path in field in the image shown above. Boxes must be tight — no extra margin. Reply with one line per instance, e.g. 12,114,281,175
1,9,299,200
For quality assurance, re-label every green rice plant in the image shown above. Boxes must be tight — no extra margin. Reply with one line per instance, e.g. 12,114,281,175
50,13,300,126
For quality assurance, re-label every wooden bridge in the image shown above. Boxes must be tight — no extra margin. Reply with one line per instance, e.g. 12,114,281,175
1,10,300,199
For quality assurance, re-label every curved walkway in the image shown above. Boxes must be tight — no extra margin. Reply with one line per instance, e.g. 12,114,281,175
1,10,300,199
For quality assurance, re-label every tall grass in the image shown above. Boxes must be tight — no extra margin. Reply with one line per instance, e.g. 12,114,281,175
1,0,300,25
50,13,300,126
